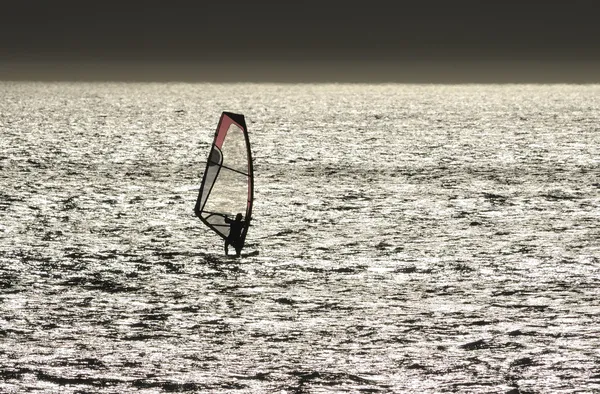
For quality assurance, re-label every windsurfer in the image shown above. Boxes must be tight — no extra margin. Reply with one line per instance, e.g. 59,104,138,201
224,213,246,257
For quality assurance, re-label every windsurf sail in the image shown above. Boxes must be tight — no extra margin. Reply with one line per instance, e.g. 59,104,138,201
194,112,254,247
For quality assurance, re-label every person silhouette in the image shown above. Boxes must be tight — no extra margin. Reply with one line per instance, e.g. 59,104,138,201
224,213,246,257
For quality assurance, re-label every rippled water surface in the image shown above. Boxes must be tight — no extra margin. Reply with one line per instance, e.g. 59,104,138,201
1,82,599,393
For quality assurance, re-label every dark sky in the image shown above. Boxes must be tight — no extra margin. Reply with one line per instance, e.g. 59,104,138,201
1,1,599,82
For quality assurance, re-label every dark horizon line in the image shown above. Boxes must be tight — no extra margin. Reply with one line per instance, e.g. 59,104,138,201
1,59,600,84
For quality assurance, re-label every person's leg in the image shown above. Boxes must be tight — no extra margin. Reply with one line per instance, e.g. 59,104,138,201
224,240,229,256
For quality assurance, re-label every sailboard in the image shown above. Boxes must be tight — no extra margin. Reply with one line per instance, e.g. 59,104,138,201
194,112,254,250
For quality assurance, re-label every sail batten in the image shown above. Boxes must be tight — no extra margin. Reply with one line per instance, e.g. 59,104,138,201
195,112,254,246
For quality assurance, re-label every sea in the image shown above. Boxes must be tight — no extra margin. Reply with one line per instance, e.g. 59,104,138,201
0,82,598,393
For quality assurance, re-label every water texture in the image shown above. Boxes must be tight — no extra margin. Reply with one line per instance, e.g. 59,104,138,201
0,82,599,393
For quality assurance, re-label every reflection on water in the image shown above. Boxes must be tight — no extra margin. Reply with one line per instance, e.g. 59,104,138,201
0,82,599,393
